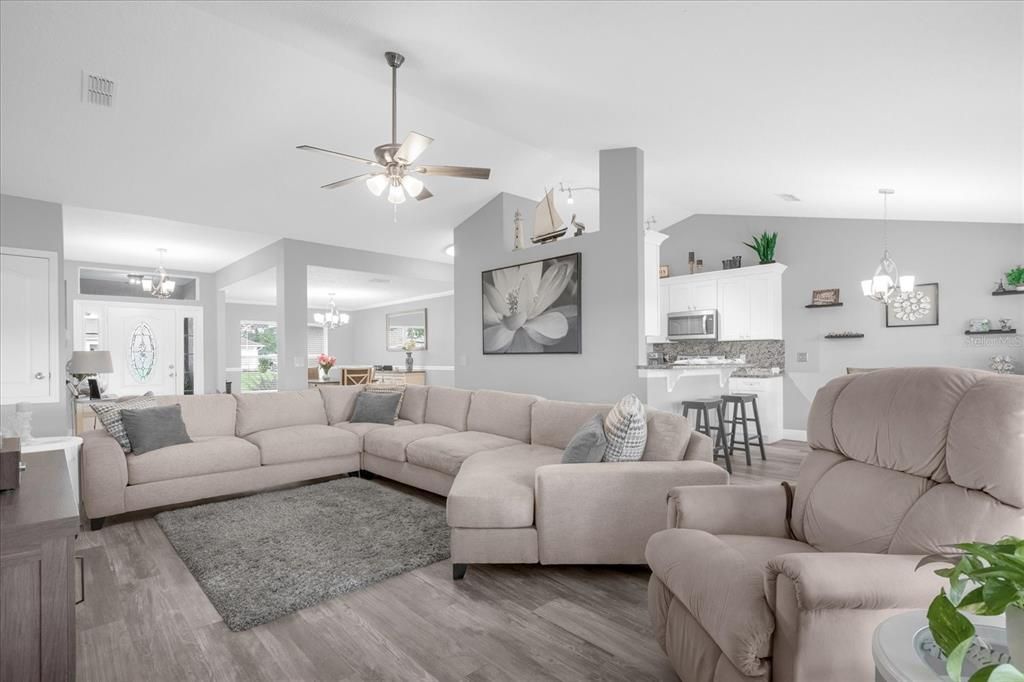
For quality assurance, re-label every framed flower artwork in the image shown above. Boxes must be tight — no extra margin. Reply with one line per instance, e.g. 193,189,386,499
482,253,581,354
885,282,939,328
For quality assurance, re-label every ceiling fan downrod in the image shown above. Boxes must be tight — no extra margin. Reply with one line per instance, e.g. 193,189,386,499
385,51,405,146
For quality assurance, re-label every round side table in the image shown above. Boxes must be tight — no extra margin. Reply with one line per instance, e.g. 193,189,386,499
20,436,84,508
873,610,1010,682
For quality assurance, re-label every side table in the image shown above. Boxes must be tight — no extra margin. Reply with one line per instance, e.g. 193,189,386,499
873,610,1011,681
20,436,83,509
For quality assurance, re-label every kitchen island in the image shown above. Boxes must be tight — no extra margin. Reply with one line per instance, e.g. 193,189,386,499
639,362,751,413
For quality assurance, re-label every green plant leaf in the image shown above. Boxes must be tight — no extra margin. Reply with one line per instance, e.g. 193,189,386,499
946,637,973,682
970,664,1024,682
928,592,977,655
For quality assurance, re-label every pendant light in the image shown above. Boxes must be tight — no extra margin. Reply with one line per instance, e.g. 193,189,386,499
861,189,915,303
149,248,176,299
314,294,350,329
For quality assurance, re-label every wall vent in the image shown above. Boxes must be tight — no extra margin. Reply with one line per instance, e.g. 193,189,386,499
82,72,115,107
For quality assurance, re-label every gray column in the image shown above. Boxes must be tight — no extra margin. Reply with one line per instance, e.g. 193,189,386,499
276,245,309,391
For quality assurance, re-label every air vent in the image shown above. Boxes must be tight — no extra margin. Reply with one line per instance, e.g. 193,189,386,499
82,72,115,107
776,193,801,202
368,278,391,284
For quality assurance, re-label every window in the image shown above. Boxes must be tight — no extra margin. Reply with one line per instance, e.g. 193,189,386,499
240,321,278,392
307,324,328,366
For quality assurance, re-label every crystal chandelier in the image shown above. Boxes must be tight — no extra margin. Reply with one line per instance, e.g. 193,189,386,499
861,189,914,303
314,294,350,329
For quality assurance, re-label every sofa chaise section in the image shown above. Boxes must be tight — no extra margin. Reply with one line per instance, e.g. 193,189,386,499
447,397,725,577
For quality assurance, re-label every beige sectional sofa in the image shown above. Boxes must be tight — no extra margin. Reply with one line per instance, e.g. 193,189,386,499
82,384,725,577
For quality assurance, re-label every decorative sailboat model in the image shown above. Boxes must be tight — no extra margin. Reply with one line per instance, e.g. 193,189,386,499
531,188,568,245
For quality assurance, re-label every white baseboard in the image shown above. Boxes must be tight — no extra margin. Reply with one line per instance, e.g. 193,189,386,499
782,429,807,442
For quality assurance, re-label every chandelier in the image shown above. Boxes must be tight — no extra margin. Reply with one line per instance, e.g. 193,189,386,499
314,294,350,329
128,249,176,298
860,189,914,303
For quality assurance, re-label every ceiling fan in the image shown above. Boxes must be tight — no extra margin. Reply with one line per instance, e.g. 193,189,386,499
298,51,491,204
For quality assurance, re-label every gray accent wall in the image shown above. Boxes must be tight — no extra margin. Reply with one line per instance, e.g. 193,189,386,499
660,214,1024,430
452,148,646,402
0,194,70,436
339,294,455,387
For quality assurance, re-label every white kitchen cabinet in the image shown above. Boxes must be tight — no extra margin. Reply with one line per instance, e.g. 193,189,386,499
0,247,60,404
717,270,784,341
667,280,718,314
728,376,783,444
643,231,670,338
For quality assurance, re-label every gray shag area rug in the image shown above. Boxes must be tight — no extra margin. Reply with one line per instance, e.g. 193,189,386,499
155,477,449,631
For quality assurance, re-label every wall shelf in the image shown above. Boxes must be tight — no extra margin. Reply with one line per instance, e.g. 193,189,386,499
824,333,864,339
992,289,1024,296
804,302,844,309
964,329,1017,335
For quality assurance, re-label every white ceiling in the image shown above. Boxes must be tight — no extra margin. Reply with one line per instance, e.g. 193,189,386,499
222,265,453,310
63,206,278,273
2,1,1021,275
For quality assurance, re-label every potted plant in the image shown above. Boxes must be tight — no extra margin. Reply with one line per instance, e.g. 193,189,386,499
402,338,417,371
743,231,778,265
917,536,1024,681
317,353,336,381
1006,267,1024,291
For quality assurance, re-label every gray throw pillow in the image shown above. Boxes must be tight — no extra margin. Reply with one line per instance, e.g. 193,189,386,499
561,414,608,464
351,391,403,424
120,404,192,455
92,395,158,452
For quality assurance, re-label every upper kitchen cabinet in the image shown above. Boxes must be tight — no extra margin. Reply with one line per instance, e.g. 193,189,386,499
654,263,787,342
718,269,784,340
1,247,61,403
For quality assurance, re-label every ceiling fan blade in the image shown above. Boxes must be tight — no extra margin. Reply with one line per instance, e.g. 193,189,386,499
415,164,491,180
297,145,381,167
395,131,433,165
321,173,372,190
413,185,434,201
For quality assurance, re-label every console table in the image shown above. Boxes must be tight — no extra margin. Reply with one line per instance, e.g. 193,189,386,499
0,449,80,681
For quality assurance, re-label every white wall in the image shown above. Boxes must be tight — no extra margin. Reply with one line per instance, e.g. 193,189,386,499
0,194,70,435
660,214,1024,430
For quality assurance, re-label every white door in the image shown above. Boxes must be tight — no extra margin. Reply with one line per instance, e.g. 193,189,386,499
0,249,59,403
718,278,751,340
105,306,179,396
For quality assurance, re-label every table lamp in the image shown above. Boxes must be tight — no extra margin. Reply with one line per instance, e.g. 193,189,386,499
68,350,113,400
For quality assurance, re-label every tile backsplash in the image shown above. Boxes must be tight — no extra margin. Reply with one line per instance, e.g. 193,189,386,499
653,339,785,371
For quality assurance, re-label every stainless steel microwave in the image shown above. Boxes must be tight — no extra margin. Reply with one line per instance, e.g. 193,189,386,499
667,309,718,340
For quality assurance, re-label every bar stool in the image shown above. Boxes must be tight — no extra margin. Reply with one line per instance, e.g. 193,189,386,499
721,393,767,466
681,398,732,473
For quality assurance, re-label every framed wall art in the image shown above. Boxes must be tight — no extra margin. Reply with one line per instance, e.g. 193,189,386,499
482,252,581,354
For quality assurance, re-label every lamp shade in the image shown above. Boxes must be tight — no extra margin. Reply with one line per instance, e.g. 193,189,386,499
69,350,113,374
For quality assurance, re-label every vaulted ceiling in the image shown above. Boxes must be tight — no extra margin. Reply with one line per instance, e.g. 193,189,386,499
1,1,1020,270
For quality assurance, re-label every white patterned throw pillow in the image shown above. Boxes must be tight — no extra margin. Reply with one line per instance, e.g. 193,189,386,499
603,393,648,462
92,396,158,453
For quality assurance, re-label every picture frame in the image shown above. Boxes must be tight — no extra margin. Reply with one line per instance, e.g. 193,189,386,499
482,252,581,354
385,308,427,350
886,282,939,328
811,288,840,305
658,265,670,278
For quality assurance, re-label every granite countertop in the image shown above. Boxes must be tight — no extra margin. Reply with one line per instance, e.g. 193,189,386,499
731,369,785,378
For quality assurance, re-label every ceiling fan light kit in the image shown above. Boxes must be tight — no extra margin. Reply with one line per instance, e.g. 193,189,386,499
298,51,491,207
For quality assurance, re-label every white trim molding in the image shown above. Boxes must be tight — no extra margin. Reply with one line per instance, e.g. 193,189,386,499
782,429,807,442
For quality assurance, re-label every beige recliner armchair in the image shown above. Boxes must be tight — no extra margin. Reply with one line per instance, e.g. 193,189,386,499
646,367,1024,681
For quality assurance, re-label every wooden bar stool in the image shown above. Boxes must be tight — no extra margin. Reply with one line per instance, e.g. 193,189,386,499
681,398,732,474
722,393,767,466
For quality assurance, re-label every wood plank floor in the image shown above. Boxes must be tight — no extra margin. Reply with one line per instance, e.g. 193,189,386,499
75,441,807,682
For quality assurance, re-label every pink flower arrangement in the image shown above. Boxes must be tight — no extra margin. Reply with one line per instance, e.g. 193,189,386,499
317,354,336,375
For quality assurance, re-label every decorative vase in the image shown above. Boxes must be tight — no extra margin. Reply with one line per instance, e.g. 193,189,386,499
405,352,414,371
1008,604,1024,667
320,366,331,381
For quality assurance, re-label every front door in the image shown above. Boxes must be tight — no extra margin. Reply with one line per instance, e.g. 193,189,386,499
105,306,179,396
